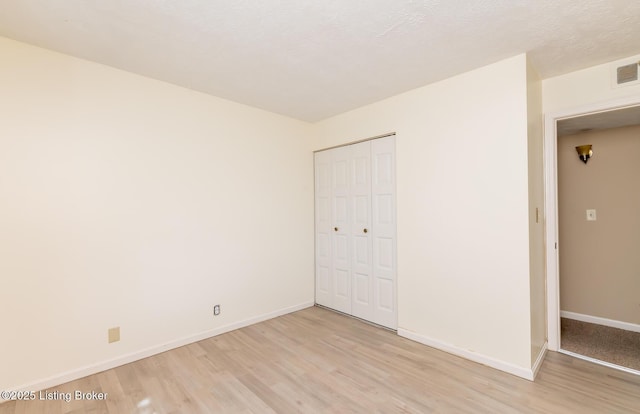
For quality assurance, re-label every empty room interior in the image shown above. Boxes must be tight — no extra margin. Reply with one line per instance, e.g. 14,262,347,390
1,1,640,413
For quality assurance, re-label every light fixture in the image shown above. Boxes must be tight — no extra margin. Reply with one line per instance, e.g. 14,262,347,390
575,145,593,164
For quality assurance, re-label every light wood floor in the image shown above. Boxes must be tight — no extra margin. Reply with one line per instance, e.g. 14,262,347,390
2,306,640,413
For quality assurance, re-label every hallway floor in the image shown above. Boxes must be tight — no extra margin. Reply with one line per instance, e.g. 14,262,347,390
561,317,640,372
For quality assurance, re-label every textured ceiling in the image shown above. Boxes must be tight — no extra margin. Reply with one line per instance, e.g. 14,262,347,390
1,1,640,121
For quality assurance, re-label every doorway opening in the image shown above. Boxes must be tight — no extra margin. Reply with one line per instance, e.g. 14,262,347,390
545,96,640,375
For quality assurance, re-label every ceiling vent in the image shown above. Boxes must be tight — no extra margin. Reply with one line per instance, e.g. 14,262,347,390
617,63,638,84
611,57,640,88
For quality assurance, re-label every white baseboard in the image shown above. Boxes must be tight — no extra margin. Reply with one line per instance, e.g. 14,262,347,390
561,311,640,334
397,328,535,381
531,342,548,379
12,301,314,394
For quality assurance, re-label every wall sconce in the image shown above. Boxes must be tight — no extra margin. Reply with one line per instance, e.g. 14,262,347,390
575,145,593,164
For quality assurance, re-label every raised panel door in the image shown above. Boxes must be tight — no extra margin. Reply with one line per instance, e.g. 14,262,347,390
330,145,352,314
315,136,396,329
314,150,332,307
371,136,397,329
350,141,374,321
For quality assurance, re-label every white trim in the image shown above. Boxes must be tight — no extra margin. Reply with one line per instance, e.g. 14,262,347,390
313,132,396,152
561,311,640,334
11,301,314,393
531,342,548,379
559,349,640,377
544,111,560,351
544,94,640,352
398,328,535,381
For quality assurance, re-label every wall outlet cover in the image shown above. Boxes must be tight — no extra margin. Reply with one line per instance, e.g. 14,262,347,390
108,327,120,343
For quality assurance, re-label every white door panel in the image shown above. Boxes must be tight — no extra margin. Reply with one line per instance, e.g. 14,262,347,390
334,268,351,313
375,277,396,328
334,159,349,187
374,237,394,270
331,146,352,314
353,153,369,186
317,196,330,223
350,141,373,322
335,234,349,261
371,136,397,329
374,194,393,225
317,265,330,297
376,278,394,310
315,150,333,307
374,152,393,186
354,272,370,305
353,196,369,228
317,233,330,260
334,196,349,228
353,235,369,266
315,136,396,329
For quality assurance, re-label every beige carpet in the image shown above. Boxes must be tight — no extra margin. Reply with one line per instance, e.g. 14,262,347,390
561,317,640,371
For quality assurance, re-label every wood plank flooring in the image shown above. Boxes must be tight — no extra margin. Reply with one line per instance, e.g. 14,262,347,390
2,306,639,413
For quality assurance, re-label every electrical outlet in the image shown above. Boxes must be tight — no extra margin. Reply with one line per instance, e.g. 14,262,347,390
213,305,220,316
108,327,120,343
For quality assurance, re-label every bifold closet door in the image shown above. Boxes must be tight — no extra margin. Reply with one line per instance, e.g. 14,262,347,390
370,137,397,329
314,149,332,308
314,136,396,329
350,141,374,322
330,145,352,314
314,145,358,315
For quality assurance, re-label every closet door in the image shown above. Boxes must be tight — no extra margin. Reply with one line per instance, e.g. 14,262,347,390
350,141,374,322
314,150,332,307
330,145,352,314
371,136,397,329
314,136,396,329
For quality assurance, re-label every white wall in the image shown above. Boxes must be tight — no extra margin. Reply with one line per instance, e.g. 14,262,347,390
0,36,556,390
0,37,314,391
543,54,640,113
526,58,546,367
313,55,534,375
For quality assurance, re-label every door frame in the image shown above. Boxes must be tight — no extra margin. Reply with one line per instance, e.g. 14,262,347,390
544,94,640,351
